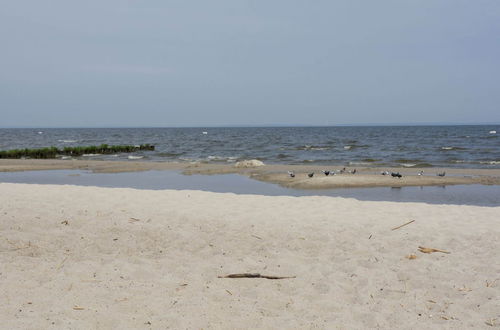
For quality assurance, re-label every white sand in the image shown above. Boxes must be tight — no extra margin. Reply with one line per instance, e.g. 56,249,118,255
1,183,499,329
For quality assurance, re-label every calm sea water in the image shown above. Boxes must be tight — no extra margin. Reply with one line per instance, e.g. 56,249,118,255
0,126,498,168
1,170,499,206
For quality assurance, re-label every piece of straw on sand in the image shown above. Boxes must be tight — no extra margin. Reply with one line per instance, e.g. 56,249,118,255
218,273,296,279
418,246,450,254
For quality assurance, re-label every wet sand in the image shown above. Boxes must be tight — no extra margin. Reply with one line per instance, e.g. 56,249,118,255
1,159,499,189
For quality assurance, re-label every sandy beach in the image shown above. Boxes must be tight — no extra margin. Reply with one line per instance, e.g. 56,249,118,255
1,159,500,189
1,183,499,329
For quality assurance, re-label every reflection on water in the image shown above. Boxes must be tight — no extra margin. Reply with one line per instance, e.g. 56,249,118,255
1,170,499,207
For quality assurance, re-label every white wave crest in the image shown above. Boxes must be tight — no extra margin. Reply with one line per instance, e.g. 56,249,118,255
400,163,417,167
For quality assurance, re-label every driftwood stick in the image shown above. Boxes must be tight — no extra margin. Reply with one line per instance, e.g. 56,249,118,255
391,220,415,231
218,273,296,280
418,246,450,254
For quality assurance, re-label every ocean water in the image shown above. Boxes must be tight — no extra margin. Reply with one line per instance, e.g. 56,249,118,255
0,126,498,168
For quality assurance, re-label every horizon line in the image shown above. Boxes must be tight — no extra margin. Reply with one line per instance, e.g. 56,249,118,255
1,122,499,129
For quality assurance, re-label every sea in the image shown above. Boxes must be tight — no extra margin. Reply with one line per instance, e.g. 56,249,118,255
0,126,498,168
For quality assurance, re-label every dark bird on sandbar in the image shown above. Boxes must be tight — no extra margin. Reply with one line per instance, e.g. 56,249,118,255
391,172,402,178
323,170,330,176
308,172,314,178
418,170,424,176
339,167,346,174
287,171,295,178
437,171,446,177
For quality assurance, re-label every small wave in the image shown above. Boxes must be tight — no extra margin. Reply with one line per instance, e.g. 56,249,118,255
480,160,500,165
179,157,196,162
400,163,417,167
82,153,101,157
489,130,496,134
60,156,72,160
395,159,432,167
157,152,185,157
395,159,422,163
58,139,78,143
349,162,373,166
296,145,331,151
207,155,240,162
399,163,433,168
128,155,144,160
440,146,466,151
343,145,369,150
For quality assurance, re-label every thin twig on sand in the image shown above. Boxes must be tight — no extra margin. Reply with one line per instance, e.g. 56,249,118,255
218,273,296,280
391,220,415,231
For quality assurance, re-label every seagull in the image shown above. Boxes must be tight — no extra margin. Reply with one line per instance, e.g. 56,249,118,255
339,167,346,174
437,171,446,177
322,170,330,176
391,172,402,178
308,172,314,178
287,171,295,178
381,171,389,175
418,170,424,176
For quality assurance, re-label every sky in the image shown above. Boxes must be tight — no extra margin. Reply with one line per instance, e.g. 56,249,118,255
1,0,499,127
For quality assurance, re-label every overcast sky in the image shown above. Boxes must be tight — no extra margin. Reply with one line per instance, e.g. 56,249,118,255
1,0,499,127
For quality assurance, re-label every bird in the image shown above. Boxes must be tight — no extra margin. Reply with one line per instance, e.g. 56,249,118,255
287,171,295,178
391,172,402,178
352,169,357,174
418,170,424,176
339,167,346,174
322,170,330,176
381,171,389,175
308,172,314,178
437,171,446,177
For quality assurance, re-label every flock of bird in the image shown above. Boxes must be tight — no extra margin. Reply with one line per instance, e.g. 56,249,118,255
288,169,446,178
288,167,357,178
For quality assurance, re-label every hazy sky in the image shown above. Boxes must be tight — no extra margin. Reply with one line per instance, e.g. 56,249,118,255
1,0,499,127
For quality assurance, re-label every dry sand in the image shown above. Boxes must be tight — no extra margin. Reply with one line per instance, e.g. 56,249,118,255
2,159,500,189
1,183,499,329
